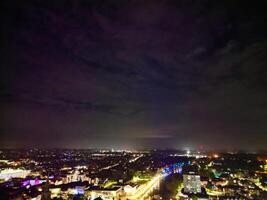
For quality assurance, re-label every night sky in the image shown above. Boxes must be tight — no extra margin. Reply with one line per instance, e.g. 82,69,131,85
1,0,267,150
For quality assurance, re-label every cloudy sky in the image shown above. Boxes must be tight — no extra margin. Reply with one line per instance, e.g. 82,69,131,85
1,0,267,150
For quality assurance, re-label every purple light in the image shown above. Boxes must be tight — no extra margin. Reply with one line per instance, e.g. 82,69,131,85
22,180,30,186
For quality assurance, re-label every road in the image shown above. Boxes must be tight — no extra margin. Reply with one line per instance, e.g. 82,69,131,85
98,163,120,172
128,173,164,199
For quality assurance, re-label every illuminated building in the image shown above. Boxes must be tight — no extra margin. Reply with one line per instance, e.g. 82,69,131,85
89,186,123,200
67,186,85,195
123,184,139,195
50,188,61,198
64,170,89,183
183,172,201,194
0,168,31,181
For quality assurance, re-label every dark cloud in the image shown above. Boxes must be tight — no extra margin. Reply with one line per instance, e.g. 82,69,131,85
1,0,267,150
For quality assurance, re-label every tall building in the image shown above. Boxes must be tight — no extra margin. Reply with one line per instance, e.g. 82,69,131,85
183,172,201,194
41,177,51,200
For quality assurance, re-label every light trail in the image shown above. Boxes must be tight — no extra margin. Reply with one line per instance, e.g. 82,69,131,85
98,163,119,172
129,154,143,163
129,173,164,199
127,162,189,199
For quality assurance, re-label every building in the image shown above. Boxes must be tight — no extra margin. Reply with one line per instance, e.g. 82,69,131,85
183,172,201,194
123,184,139,195
41,178,51,200
88,186,123,200
0,168,31,181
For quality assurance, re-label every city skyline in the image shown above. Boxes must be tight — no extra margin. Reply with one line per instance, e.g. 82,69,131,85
1,0,267,150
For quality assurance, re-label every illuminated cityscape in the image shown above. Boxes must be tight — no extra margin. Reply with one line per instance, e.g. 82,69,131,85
0,149,266,199
1,0,267,199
